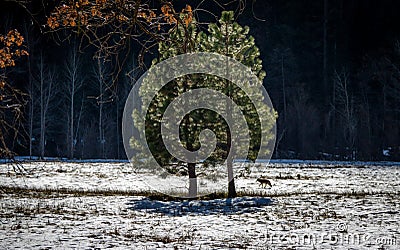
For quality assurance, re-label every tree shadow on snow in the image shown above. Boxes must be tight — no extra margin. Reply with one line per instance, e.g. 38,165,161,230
126,197,273,216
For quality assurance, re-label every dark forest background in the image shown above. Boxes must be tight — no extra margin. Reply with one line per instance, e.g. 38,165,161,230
1,0,400,161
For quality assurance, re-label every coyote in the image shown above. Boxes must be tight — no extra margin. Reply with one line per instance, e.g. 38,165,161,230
257,177,272,188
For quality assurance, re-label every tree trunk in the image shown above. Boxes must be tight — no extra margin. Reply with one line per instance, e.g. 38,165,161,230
74,93,84,159
227,156,236,198
116,96,120,159
185,114,197,198
226,91,236,198
28,58,33,159
65,46,82,159
99,92,104,158
40,73,44,159
323,0,329,101
24,23,35,159
188,162,197,198
225,22,237,198
226,94,236,198
39,55,45,159
97,58,105,158
70,87,74,159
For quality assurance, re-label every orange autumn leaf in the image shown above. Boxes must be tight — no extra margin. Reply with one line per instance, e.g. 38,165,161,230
0,30,28,69
16,40,23,47
117,14,128,22
161,4,171,16
138,11,147,18
91,7,99,16
182,4,192,14
47,16,59,29
182,4,193,27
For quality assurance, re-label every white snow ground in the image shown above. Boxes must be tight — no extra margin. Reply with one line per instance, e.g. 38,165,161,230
1,161,399,249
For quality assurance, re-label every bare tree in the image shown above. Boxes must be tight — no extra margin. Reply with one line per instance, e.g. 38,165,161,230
22,22,39,159
27,70,35,157
333,69,357,158
64,46,84,159
266,47,298,157
93,57,112,158
34,53,57,158
365,42,400,157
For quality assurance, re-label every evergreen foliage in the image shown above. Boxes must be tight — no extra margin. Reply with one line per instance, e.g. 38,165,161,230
131,11,277,197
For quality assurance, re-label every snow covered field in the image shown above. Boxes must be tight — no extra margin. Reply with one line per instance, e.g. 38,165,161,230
1,161,399,249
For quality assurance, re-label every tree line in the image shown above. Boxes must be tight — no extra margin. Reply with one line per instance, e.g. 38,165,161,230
241,0,400,161
1,0,400,160
20,42,133,159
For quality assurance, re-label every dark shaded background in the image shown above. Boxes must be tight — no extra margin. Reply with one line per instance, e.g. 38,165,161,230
1,0,400,160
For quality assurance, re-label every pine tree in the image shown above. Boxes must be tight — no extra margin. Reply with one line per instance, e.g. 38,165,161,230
131,11,276,198
200,11,275,197
131,15,204,197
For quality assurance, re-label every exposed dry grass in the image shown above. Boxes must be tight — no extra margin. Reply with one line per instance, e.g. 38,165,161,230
2,185,399,201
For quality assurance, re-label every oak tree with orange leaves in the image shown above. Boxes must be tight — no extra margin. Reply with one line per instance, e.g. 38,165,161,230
47,0,194,65
0,29,28,157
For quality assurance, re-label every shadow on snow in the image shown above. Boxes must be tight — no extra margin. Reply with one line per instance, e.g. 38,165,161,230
126,196,273,216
